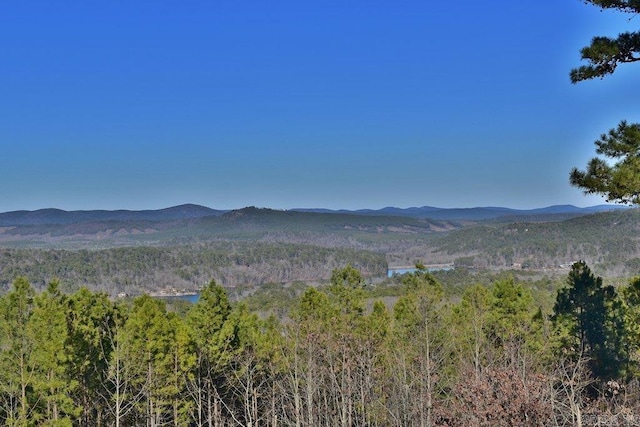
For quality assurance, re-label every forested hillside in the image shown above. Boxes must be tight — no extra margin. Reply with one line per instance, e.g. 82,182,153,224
0,242,387,296
2,206,640,425
433,208,640,276
0,206,454,249
0,204,225,226
2,264,639,426
2,207,640,295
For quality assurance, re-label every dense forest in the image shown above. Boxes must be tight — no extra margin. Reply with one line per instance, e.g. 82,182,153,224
2,263,640,426
431,209,640,276
3,206,640,425
3,208,640,297
0,242,387,296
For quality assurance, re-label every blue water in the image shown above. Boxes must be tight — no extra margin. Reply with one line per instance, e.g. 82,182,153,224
158,293,200,303
176,294,199,303
387,268,419,277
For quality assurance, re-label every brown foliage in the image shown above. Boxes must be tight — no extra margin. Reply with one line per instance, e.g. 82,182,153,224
439,366,552,427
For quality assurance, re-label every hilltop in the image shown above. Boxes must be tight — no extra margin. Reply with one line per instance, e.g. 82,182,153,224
0,203,225,226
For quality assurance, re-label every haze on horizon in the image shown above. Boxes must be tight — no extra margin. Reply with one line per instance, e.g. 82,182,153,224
2,1,639,213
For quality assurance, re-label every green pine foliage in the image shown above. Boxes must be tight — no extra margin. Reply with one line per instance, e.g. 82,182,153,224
28,281,78,425
570,1,640,83
570,1,640,205
571,121,640,205
5,263,640,424
553,261,625,380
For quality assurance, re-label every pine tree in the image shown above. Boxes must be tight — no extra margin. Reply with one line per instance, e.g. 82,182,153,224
570,1,640,83
120,295,178,425
185,280,233,426
553,261,624,380
66,287,115,425
389,269,448,426
570,1,640,204
0,277,36,425
28,280,79,425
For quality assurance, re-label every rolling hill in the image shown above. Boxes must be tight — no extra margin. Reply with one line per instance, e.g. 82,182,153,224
0,203,625,228
0,206,459,248
1,204,640,296
0,203,225,226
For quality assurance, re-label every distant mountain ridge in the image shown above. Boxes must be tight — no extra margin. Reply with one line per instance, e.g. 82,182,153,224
0,204,226,226
0,203,628,226
291,204,628,221
1,203,640,286
0,205,455,249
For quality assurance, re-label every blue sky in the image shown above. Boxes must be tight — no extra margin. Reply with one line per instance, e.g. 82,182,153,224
2,1,639,212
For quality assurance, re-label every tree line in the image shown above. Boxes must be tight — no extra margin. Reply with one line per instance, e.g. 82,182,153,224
4,262,640,425
434,209,640,275
0,243,387,296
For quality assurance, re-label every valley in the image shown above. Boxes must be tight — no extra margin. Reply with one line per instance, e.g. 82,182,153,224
0,203,636,296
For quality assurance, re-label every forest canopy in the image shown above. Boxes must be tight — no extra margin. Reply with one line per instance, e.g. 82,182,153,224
2,263,640,426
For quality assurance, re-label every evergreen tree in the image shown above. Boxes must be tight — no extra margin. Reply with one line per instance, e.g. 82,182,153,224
570,121,640,205
328,264,366,316
487,276,540,360
66,287,115,425
28,280,78,425
553,261,624,380
185,280,233,426
288,286,333,426
223,303,277,426
617,277,640,377
163,312,195,427
450,284,492,377
570,1,640,204
0,277,36,425
390,269,448,426
103,302,142,427
353,300,389,425
570,0,640,83
120,295,179,425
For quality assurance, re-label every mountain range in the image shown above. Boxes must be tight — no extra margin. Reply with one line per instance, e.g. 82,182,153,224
0,204,225,226
0,203,627,226
292,204,628,221
1,203,639,293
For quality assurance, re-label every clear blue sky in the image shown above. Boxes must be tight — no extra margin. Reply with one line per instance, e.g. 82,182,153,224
2,1,639,212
